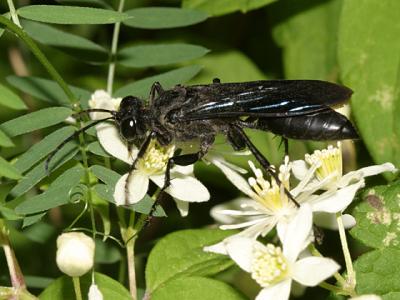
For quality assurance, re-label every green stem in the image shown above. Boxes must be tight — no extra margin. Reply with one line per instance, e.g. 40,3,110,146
0,15,76,104
308,243,347,287
72,277,83,300
6,0,21,27
319,282,347,295
120,217,137,300
0,220,25,289
126,234,137,300
336,212,356,289
79,133,97,241
107,0,125,94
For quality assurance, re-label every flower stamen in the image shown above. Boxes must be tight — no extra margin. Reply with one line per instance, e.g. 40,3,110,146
251,243,288,287
247,160,292,212
136,140,175,175
305,142,342,182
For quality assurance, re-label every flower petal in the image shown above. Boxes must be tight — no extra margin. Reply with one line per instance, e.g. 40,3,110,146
225,237,259,273
255,279,291,300
339,163,396,188
314,212,356,230
151,174,210,202
203,241,228,255
114,172,149,205
356,162,397,177
210,197,259,224
89,90,121,120
211,157,253,197
88,283,103,300
282,204,312,262
172,165,194,175
174,199,189,217
292,257,340,286
310,180,364,213
96,123,137,164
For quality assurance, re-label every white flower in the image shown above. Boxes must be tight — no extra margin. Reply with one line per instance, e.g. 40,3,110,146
88,283,103,300
56,232,95,277
292,142,397,227
89,90,210,216
212,204,339,300
208,156,313,241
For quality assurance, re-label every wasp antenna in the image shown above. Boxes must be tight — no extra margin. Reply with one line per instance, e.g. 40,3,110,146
45,117,113,175
72,109,116,119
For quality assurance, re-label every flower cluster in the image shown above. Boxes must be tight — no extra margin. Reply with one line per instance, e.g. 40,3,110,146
88,90,396,300
205,143,396,300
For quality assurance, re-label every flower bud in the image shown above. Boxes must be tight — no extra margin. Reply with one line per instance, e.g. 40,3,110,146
56,232,95,277
88,283,103,300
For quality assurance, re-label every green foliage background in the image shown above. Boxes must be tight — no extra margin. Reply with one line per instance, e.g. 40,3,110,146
0,0,399,299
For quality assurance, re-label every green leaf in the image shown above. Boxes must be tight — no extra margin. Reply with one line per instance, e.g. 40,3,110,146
0,156,22,180
93,183,114,203
39,272,131,300
0,205,22,221
21,19,108,62
6,75,91,107
87,141,110,157
0,83,27,110
152,276,246,300
114,65,202,98
351,180,400,249
25,276,54,289
0,128,14,148
124,7,208,29
191,51,266,83
22,213,46,228
118,44,209,68
15,165,84,214
0,107,72,137
22,20,106,52
354,248,400,298
22,221,55,243
18,5,130,24
15,126,75,173
10,143,79,197
271,0,342,80
90,165,119,187
338,1,400,167
95,240,121,264
182,0,276,16
146,229,235,292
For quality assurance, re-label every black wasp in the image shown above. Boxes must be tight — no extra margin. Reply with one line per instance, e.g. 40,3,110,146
46,79,358,206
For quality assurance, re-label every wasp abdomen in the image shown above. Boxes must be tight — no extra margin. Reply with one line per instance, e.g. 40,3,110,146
257,110,358,141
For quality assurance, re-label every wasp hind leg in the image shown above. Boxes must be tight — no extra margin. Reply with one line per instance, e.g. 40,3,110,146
229,125,300,207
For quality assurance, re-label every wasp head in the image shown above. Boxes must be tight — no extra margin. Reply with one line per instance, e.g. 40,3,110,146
116,96,147,142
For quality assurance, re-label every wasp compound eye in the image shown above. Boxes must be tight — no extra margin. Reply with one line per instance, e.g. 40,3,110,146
120,118,136,141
